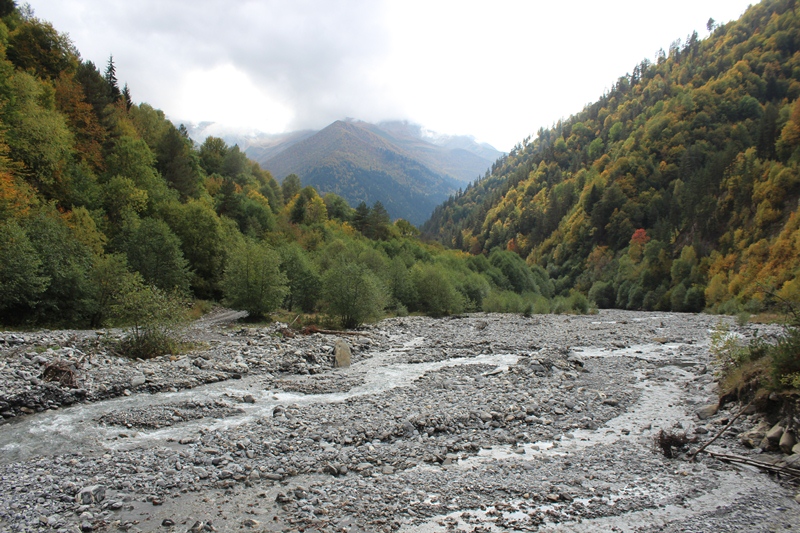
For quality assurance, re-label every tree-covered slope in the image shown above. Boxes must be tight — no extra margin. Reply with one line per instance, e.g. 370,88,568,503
0,4,575,330
423,0,800,314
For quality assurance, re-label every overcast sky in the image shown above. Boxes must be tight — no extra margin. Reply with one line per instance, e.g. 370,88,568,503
31,0,755,151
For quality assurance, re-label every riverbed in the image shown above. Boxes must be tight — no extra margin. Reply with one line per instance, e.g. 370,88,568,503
1,311,797,532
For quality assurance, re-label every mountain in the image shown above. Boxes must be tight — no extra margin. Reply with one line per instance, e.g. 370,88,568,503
260,120,465,225
424,0,800,314
183,119,502,225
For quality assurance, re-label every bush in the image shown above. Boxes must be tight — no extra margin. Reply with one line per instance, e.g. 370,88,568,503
112,281,190,359
322,262,387,328
411,263,464,317
771,325,800,387
482,290,524,313
222,239,288,318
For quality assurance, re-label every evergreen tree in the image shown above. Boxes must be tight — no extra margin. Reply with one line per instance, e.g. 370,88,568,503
104,54,121,102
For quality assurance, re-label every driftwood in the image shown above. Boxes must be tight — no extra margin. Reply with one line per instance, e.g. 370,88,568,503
300,325,369,337
705,451,800,480
41,360,79,388
689,397,755,462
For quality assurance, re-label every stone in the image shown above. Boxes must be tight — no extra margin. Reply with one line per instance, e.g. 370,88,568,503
602,399,619,407
129,372,146,388
334,339,351,368
779,430,796,454
77,485,106,505
793,442,800,455
740,421,770,448
243,394,255,404
695,403,718,420
795,493,800,505
766,423,785,444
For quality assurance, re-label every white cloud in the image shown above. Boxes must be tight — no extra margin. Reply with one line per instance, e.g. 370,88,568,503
31,0,755,151
175,64,293,132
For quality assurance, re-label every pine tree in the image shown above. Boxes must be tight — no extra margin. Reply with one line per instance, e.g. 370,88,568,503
122,83,132,110
104,55,121,102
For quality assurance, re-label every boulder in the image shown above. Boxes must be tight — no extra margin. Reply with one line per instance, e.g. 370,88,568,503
129,372,146,388
766,423,785,444
334,339,351,368
780,430,796,454
739,420,770,448
695,403,718,420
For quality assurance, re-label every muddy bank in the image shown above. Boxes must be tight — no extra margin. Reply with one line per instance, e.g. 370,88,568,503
1,311,798,533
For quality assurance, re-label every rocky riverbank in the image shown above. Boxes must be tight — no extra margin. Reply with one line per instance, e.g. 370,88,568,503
1,310,798,532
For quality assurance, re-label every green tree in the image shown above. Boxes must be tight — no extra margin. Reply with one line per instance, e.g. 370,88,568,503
199,136,227,176
0,220,49,318
119,217,191,294
281,173,301,203
6,18,77,80
322,262,387,328
278,243,320,312
156,124,202,200
104,54,121,102
411,262,464,317
222,239,287,318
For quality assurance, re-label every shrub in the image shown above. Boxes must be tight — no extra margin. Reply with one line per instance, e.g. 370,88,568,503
112,281,190,359
482,290,524,313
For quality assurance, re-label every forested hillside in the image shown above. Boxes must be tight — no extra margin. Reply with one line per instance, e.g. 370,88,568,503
0,3,576,332
424,0,800,314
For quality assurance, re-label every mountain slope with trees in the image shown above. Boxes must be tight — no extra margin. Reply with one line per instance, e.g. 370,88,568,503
0,2,577,335
424,0,800,315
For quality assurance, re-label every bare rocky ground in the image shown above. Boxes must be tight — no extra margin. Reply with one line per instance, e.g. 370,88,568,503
1,310,799,533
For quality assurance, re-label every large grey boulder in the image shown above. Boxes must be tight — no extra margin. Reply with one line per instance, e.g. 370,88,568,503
334,339,351,368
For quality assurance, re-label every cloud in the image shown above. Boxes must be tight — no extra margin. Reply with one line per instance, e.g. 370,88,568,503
33,0,755,150
35,0,399,130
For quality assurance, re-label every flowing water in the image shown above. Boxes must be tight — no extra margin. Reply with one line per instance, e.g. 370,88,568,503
0,337,518,463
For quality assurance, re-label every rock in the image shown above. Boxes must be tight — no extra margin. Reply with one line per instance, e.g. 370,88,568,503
766,423,785,444
695,403,718,420
740,420,770,448
161,519,175,527
130,372,146,388
242,519,260,528
793,442,800,455
602,399,619,407
779,430,796,454
243,394,255,404
795,493,800,505
77,485,106,505
334,339,351,368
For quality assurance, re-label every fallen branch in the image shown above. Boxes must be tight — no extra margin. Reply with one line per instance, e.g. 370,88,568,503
300,325,369,337
689,397,755,462
705,451,800,479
